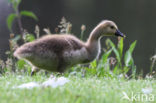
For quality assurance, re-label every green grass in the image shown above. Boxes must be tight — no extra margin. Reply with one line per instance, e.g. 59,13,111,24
0,74,155,103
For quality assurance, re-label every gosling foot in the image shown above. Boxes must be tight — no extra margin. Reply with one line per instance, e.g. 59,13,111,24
31,71,36,76
31,66,39,76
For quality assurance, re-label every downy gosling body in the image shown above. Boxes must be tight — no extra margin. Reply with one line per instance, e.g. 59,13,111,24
14,20,125,75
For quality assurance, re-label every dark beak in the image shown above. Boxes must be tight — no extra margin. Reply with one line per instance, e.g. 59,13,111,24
115,29,125,37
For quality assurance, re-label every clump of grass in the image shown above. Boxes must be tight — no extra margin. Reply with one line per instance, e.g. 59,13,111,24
7,0,38,38
0,74,155,103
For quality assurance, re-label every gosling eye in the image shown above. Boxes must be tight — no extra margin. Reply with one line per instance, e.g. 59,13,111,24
110,26,114,29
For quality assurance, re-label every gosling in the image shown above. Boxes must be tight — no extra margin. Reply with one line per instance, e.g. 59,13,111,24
14,20,125,75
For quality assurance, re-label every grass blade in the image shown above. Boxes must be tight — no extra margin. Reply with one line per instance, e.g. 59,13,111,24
118,38,123,59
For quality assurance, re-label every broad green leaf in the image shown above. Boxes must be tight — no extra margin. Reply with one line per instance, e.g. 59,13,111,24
113,47,120,62
20,11,38,21
118,38,123,59
106,39,115,48
124,51,135,67
113,64,118,74
124,51,131,66
7,13,17,32
124,40,137,66
106,39,120,62
129,40,137,54
102,49,112,63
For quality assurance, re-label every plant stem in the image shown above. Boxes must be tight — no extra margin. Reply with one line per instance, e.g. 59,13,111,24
150,59,155,72
15,6,24,38
80,31,84,40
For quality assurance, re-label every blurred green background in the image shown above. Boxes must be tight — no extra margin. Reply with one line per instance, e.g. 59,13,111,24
0,0,156,73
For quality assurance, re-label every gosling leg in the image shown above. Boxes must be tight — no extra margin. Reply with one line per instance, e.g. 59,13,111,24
31,67,39,76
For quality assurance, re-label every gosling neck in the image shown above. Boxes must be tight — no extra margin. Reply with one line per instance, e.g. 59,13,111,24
88,25,103,42
85,26,103,61
86,24,103,50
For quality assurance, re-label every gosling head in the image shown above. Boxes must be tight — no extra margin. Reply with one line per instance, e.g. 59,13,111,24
96,20,125,37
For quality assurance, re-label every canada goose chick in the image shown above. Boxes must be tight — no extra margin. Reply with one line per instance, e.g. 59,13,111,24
14,20,125,75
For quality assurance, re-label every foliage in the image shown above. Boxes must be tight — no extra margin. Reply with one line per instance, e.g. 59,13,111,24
2,0,38,73
69,38,137,79
7,13,17,32
105,38,137,77
20,11,38,21
7,0,38,33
